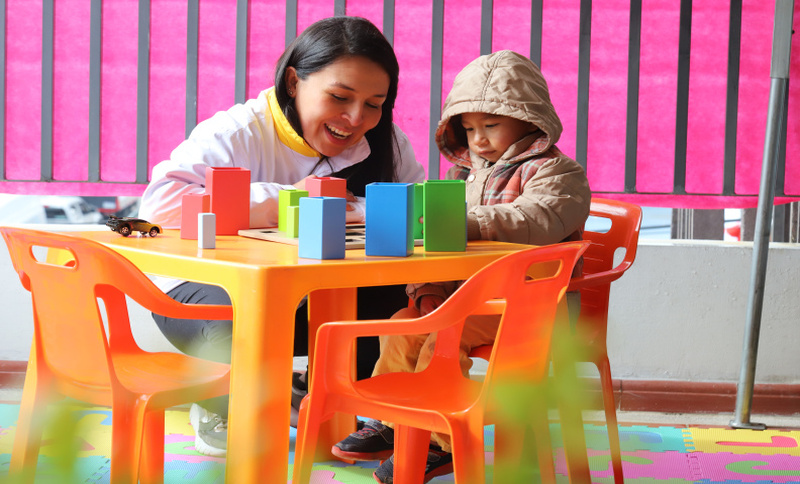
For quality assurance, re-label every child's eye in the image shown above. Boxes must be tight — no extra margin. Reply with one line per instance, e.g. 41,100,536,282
462,126,474,132
330,94,347,102
485,123,499,129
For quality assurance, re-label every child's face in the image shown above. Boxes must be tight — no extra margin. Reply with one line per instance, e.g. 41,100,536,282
460,113,533,163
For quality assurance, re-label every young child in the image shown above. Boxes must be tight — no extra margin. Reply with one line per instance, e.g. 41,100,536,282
330,50,591,483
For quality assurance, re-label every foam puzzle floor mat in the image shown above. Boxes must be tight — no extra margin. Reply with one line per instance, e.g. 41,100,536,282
1,403,800,483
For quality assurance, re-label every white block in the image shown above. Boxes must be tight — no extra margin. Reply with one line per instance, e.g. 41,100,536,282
198,213,216,249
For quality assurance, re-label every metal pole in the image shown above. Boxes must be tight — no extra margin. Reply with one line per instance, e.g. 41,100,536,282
730,0,793,430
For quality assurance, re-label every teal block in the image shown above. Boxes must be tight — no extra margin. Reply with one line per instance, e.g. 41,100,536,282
278,189,308,232
365,182,414,257
422,179,466,252
413,183,424,239
298,197,346,259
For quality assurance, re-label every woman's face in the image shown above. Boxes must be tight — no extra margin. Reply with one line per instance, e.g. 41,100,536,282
286,56,390,158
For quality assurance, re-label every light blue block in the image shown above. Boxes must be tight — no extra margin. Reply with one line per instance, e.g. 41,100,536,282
298,197,346,259
365,182,414,257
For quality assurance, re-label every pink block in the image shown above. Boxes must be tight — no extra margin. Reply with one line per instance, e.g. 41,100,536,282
306,177,347,199
180,193,210,240
206,167,251,235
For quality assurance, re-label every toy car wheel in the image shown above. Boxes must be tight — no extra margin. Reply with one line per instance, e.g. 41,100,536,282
119,225,132,237
149,227,160,237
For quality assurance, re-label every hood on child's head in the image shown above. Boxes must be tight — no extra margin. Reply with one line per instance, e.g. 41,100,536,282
436,50,562,165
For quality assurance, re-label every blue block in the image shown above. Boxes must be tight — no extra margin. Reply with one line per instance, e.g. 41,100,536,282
298,197,346,259
365,182,414,257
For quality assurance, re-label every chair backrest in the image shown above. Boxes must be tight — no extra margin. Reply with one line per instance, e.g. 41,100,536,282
427,242,588,390
569,198,643,344
0,227,185,390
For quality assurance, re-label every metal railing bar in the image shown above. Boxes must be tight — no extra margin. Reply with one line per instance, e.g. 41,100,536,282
135,0,150,183
480,0,493,56
723,0,742,196
428,0,444,179
672,0,692,194
1,0,7,179
530,0,542,67
383,0,395,46
185,0,199,138
41,0,54,181
334,0,345,17
574,0,592,169
624,0,642,193
235,0,249,105
285,0,297,48
88,0,102,182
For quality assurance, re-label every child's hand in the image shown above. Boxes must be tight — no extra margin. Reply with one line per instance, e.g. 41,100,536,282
292,175,317,191
419,295,445,316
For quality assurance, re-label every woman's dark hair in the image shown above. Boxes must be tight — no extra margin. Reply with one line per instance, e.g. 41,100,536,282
274,16,400,196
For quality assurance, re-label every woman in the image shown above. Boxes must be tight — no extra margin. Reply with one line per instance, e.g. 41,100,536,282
139,16,425,457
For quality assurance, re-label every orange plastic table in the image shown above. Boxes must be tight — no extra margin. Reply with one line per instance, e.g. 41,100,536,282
71,229,530,483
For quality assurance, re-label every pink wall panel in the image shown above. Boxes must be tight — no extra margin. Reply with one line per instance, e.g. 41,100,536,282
1,0,798,208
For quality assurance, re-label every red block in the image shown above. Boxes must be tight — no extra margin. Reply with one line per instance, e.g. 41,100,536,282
180,193,210,240
206,167,251,235
306,177,346,199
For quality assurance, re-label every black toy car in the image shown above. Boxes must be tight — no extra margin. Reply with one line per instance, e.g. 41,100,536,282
106,215,163,237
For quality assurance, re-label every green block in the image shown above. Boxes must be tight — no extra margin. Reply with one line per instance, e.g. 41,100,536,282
278,189,308,232
413,183,424,239
422,179,466,252
286,205,300,238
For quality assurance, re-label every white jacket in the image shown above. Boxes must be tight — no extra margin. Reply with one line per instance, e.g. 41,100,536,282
139,87,426,292
140,88,425,229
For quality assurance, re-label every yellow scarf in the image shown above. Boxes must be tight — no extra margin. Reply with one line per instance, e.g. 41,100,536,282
266,87,320,158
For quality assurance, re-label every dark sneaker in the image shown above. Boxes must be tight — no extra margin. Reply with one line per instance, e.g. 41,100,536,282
373,446,454,484
331,420,395,461
189,403,227,457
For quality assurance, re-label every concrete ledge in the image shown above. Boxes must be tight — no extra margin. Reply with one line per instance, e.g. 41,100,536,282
2,359,798,416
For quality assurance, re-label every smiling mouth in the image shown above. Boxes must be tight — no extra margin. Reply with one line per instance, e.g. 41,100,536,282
326,124,352,140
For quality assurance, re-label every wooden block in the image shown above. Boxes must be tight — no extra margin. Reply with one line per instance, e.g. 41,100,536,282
422,179,467,252
365,182,414,257
206,166,250,235
286,205,300,238
306,176,347,199
180,193,210,240
198,213,216,249
279,189,308,232
413,183,424,239
298,197,346,259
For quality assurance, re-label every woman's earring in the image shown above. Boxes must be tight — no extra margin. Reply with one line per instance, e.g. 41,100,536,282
288,89,294,96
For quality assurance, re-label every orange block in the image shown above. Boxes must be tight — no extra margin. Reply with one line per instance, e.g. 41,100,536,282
206,166,250,235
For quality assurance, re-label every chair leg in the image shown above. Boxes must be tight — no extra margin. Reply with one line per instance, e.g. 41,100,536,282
139,408,166,484
110,396,149,484
597,358,624,484
449,421,486,484
392,425,430,484
292,395,325,484
10,349,53,483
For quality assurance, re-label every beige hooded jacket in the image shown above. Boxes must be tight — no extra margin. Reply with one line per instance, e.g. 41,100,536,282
408,50,591,305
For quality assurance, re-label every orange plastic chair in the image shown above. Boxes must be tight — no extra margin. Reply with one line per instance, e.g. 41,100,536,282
469,198,642,483
292,241,589,484
566,198,642,484
0,227,233,484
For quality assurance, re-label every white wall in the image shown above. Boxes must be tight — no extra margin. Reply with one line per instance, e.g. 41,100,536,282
1,228,798,384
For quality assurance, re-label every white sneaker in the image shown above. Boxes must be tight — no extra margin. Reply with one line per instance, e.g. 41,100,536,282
189,403,228,457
